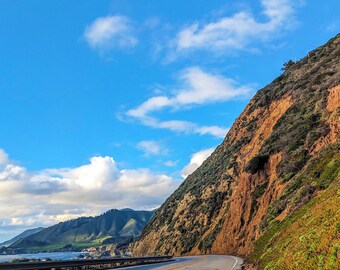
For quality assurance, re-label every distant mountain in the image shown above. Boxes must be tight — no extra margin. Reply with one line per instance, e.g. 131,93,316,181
10,209,154,252
133,34,340,269
0,227,44,247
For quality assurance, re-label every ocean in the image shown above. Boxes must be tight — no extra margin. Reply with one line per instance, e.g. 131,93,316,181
0,251,86,262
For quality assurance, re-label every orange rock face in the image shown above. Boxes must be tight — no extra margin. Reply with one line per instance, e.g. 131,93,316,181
311,85,340,154
132,34,340,261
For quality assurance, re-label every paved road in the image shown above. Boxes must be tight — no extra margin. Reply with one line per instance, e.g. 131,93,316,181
119,255,244,270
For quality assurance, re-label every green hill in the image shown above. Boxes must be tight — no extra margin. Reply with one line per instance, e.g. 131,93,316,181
10,209,154,252
0,227,45,247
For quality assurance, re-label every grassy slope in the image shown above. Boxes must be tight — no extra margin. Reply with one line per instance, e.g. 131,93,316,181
0,228,44,247
252,146,340,269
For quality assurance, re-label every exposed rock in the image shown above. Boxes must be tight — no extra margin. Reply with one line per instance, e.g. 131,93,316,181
132,34,340,270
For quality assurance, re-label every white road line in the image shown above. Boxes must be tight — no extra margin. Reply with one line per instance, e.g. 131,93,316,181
231,256,239,270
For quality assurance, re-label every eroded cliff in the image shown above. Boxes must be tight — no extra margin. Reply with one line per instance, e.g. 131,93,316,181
132,34,340,268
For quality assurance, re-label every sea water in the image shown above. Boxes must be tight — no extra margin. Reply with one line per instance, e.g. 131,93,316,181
0,251,86,262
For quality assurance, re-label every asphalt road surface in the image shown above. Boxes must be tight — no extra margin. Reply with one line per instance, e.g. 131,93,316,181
119,255,244,270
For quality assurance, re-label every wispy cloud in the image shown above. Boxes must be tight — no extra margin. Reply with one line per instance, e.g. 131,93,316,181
84,15,138,51
137,140,168,156
172,0,296,56
164,160,178,167
128,67,250,116
0,149,9,165
144,118,228,138
181,147,215,178
125,67,251,138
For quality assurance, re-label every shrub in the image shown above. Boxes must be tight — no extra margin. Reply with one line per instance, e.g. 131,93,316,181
245,155,269,174
281,60,295,71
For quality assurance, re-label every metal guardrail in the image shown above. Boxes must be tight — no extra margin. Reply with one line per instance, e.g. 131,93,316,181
0,256,173,270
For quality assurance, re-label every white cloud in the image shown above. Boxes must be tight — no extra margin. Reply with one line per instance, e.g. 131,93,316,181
164,160,178,167
196,126,229,138
134,117,229,138
84,15,138,51
0,149,9,165
181,147,215,178
46,156,120,190
0,146,220,240
128,67,250,118
125,67,250,138
0,149,180,240
174,0,295,54
156,119,229,138
137,140,168,156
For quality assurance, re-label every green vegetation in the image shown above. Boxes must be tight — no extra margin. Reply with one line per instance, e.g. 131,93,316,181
252,180,340,269
252,144,340,269
198,218,224,252
10,209,154,252
180,230,200,254
261,144,340,231
0,227,44,247
248,35,339,185
281,60,295,71
250,180,269,218
245,155,269,174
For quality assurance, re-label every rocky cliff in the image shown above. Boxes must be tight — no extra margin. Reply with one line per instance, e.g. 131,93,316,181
132,34,340,269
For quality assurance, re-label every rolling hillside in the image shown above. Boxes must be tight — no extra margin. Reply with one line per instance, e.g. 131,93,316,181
11,209,154,252
0,227,44,247
132,34,340,269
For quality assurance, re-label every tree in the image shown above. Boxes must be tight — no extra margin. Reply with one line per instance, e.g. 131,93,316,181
281,60,295,71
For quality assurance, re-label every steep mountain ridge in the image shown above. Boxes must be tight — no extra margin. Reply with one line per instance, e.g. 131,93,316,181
132,34,340,269
0,227,44,247
11,209,154,252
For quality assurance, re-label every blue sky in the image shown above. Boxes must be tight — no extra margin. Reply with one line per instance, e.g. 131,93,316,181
0,0,339,241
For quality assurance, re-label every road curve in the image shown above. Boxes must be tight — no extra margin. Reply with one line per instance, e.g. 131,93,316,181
118,255,244,270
